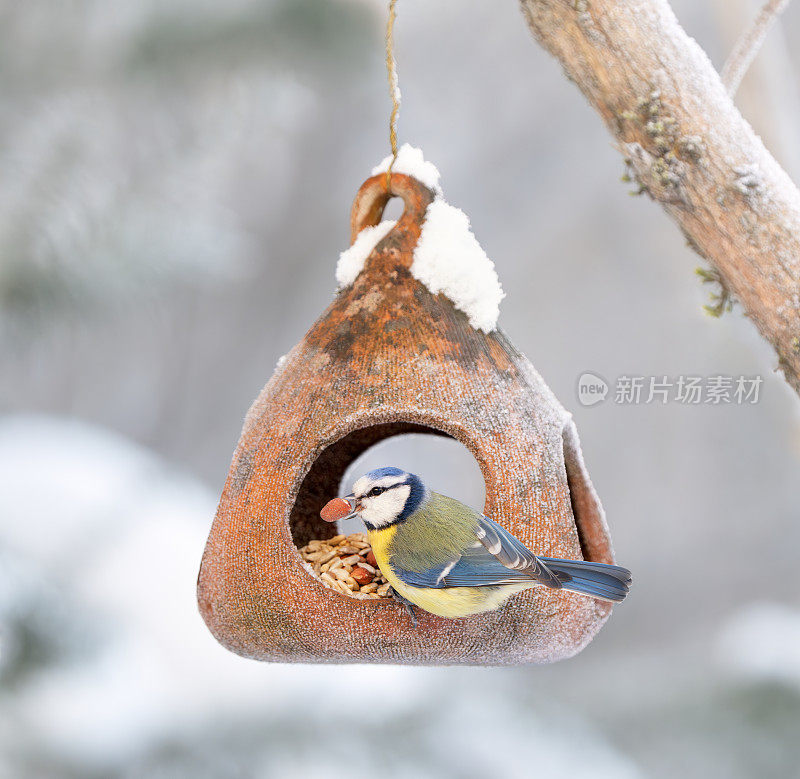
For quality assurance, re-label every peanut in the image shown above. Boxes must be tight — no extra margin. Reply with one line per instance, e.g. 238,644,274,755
351,566,374,586
300,533,392,602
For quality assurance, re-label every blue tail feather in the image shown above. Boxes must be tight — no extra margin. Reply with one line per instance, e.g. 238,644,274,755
538,557,631,602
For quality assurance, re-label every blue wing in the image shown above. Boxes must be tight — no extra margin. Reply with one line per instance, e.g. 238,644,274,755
394,515,559,589
398,548,533,588
391,515,631,602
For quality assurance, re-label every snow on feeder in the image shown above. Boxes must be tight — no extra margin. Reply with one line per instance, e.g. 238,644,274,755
197,149,618,664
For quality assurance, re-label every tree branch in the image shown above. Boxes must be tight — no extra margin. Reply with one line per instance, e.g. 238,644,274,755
721,0,792,96
519,0,800,396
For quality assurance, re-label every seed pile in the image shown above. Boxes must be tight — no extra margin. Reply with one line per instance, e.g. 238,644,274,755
299,533,392,599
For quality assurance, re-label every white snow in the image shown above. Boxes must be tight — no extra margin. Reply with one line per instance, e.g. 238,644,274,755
412,199,504,333
336,219,396,287
371,143,441,194
338,146,505,331
388,64,401,109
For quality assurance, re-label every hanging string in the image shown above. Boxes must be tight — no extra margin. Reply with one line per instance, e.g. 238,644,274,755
384,0,400,188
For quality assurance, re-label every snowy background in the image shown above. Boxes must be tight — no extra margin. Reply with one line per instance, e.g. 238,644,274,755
2,1,800,777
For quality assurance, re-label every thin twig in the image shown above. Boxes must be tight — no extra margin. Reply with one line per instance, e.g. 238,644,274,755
721,0,793,96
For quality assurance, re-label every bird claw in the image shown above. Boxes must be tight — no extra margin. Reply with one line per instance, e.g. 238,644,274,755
389,588,418,627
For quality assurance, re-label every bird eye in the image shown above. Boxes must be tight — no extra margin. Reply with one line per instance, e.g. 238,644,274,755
368,486,385,497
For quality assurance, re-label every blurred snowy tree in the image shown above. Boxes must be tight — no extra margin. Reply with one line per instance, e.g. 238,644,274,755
0,0,371,329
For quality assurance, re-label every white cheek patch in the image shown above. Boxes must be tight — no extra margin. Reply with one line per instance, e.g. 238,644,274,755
360,484,411,528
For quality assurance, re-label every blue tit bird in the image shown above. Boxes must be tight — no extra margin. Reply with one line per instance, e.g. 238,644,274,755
320,466,631,618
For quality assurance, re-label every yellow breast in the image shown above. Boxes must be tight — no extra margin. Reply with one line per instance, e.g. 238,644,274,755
366,526,535,618
367,525,397,579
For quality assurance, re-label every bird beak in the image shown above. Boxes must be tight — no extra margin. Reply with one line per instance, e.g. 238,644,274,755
319,493,359,523
342,493,358,519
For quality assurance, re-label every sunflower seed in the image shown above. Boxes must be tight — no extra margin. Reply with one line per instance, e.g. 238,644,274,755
300,533,392,602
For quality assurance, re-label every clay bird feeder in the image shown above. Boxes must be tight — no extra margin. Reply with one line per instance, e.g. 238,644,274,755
197,171,617,665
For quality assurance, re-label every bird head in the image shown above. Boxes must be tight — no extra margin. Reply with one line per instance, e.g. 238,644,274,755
345,466,428,530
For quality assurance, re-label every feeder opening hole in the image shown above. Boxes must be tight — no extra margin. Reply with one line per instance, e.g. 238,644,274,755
288,422,486,602
337,432,485,535
288,423,486,547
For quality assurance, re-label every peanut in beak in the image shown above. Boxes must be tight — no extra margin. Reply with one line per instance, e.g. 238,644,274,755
319,497,356,522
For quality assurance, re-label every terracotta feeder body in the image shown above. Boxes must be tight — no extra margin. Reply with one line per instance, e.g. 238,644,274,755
197,172,617,665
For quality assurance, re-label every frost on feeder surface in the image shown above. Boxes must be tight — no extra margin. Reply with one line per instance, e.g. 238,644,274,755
198,147,619,665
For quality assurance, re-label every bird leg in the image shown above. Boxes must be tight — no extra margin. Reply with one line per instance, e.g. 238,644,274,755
389,588,418,627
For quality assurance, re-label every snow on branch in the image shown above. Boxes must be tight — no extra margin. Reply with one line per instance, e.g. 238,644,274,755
519,0,800,397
